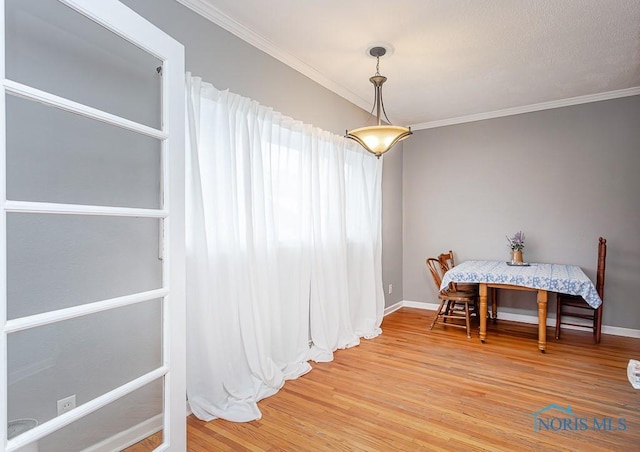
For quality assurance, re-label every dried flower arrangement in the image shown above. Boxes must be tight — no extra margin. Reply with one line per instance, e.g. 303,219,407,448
507,231,525,251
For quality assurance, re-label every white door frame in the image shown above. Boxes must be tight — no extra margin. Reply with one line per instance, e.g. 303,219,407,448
0,1,186,450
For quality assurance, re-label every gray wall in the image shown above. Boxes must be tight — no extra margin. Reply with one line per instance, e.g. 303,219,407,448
121,0,404,308
403,95,640,329
382,145,404,306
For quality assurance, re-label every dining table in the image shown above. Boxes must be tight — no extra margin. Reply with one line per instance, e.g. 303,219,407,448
439,260,602,352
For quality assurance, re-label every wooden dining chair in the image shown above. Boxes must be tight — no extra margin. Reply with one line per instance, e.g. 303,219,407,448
555,237,606,343
426,258,478,338
438,250,479,296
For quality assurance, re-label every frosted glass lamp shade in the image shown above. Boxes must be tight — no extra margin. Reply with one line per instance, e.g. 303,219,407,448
346,125,412,158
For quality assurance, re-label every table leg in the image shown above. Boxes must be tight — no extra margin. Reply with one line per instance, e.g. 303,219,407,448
480,283,488,343
537,289,548,353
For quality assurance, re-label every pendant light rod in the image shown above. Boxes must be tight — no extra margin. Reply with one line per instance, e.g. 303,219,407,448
370,74,388,125
370,46,392,125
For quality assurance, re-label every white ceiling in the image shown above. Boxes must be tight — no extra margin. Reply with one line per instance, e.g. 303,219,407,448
178,0,640,130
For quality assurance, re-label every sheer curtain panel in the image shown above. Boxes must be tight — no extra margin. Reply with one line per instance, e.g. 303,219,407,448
185,74,384,422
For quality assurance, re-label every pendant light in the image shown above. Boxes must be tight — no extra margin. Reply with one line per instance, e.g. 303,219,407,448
346,46,412,158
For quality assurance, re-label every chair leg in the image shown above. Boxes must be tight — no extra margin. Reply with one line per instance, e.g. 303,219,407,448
443,300,454,323
555,297,562,340
595,306,603,344
464,303,471,339
430,300,447,330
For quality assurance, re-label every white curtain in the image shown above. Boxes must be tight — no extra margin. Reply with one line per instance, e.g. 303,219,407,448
185,74,384,422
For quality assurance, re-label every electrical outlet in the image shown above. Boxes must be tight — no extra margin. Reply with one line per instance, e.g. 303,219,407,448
57,395,76,416
388,284,393,294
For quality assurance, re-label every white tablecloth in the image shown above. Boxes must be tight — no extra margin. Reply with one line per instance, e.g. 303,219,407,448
439,260,602,308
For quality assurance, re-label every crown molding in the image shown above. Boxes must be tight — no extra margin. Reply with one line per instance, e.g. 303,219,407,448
410,86,640,130
176,1,640,131
175,0,370,112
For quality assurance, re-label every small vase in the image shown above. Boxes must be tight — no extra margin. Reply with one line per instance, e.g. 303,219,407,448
511,250,523,264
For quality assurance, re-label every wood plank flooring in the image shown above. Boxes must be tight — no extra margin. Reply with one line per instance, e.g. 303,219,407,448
123,431,162,451
133,308,640,451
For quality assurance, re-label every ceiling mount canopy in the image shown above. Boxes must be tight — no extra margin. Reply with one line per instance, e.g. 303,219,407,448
346,45,412,158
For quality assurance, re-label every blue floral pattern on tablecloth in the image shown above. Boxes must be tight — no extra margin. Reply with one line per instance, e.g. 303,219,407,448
439,260,602,308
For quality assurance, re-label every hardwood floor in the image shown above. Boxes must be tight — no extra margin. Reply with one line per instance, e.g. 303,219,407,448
188,308,640,451
181,308,640,451
123,431,162,451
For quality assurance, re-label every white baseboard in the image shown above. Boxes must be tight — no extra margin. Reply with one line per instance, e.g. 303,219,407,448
82,414,163,452
601,325,640,339
396,300,640,339
383,301,405,316
400,300,440,311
